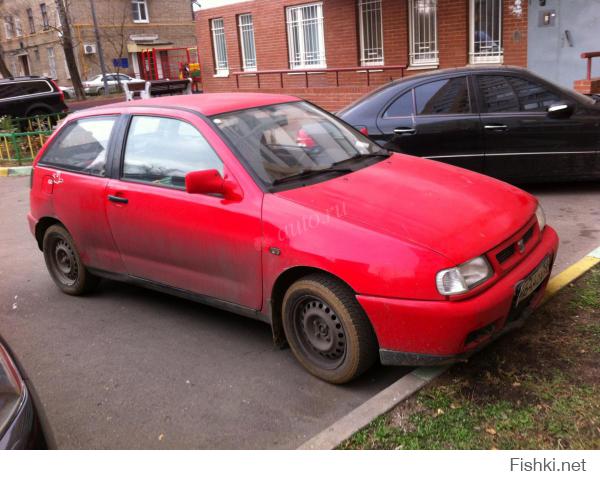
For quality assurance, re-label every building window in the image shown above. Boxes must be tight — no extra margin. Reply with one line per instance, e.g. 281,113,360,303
238,14,257,71
358,0,384,66
40,3,49,29
211,18,229,75
47,47,57,78
409,0,438,66
4,16,14,39
470,0,503,64
286,3,326,69
15,17,23,37
27,9,35,34
132,0,149,23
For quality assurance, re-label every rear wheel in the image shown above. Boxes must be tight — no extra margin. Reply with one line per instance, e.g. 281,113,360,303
43,225,99,295
282,273,378,384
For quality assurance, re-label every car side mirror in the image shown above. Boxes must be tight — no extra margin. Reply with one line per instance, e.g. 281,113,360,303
185,169,226,196
185,169,242,201
547,103,574,119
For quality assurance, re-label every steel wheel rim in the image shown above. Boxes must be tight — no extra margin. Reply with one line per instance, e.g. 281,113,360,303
291,295,347,370
52,238,78,286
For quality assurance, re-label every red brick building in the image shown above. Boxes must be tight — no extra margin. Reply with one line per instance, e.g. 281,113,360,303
196,0,528,111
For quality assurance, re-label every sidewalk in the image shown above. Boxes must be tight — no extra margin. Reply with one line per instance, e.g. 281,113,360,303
66,93,124,111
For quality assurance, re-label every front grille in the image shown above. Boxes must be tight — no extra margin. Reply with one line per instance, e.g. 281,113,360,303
495,225,535,264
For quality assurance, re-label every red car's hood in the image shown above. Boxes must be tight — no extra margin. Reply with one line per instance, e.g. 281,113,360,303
275,154,537,264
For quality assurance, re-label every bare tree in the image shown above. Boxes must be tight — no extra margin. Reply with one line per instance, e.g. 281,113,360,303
55,0,86,99
0,45,12,78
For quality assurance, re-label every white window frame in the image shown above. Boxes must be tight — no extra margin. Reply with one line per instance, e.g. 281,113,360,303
4,17,14,39
132,0,149,24
469,0,503,64
408,0,438,67
238,13,257,72
286,2,326,70
15,17,23,37
40,3,49,29
358,0,384,66
47,47,57,78
211,18,229,76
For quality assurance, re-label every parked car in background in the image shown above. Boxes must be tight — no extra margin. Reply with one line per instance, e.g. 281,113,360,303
82,73,135,95
59,86,74,99
0,336,50,449
338,66,600,183
0,76,68,118
29,93,558,384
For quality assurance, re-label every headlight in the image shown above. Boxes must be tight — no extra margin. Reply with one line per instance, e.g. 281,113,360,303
0,342,25,437
536,204,546,232
436,256,493,296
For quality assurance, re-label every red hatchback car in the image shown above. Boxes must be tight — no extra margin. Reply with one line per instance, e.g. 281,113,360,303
29,93,559,383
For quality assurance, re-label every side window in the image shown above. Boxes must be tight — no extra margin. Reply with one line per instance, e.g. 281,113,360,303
477,75,519,113
40,116,117,176
506,76,562,112
383,91,413,118
122,116,224,189
414,77,470,115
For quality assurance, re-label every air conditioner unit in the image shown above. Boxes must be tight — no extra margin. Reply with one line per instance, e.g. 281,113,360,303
83,44,96,55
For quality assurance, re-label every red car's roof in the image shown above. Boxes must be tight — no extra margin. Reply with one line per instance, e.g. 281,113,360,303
95,92,301,116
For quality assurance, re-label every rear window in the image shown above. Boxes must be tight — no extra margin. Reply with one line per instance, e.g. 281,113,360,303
39,116,117,176
0,80,53,99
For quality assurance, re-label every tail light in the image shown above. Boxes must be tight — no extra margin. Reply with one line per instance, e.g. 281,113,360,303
296,128,317,148
0,342,26,437
357,126,369,136
51,79,65,103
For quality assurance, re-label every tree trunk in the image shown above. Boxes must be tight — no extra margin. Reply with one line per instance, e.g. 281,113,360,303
55,0,86,100
0,47,12,78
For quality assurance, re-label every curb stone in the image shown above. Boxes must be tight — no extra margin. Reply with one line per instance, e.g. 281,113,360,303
0,166,32,177
298,245,600,450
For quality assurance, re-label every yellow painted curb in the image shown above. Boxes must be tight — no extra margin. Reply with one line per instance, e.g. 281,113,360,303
0,168,8,177
542,247,600,305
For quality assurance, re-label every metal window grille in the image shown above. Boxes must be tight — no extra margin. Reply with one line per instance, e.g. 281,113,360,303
358,0,384,66
470,0,503,64
409,0,438,66
47,47,57,79
211,18,229,74
286,3,326,69
238,14,257,71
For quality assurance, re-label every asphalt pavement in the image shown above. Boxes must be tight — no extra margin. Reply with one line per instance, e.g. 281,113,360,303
0,176,598,448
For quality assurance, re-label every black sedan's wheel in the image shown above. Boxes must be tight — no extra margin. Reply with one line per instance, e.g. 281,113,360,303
43,225,99,295
282,273,378,384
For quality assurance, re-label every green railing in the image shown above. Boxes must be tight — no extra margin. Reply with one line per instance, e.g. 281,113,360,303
0,112,67,165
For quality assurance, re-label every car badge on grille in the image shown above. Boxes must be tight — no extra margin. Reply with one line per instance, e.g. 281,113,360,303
517,239,525,253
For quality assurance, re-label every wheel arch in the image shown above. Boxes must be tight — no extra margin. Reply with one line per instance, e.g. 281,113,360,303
268,265,359,348
34,216,63,250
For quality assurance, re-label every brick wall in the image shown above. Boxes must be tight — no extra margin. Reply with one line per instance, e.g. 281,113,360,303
196,0,529,111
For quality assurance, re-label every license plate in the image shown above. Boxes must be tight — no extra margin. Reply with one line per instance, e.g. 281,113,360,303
515,256,551,307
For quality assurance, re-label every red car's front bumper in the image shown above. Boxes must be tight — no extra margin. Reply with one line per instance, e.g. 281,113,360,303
357,226,559,365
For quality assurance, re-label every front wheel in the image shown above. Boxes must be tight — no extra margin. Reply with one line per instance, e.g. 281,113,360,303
282,273,378,384
43,225,100,295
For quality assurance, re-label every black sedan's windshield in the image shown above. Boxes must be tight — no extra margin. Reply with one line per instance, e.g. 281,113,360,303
211,101,388,187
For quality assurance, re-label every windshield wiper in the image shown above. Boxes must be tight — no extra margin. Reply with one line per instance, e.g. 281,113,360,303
341,150,391,163
272,165,354,186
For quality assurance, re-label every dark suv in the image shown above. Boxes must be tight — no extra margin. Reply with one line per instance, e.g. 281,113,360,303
0,76,68,118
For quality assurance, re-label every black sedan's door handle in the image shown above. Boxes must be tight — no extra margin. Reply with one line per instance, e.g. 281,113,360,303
393,127,416,135
108,194,128,204
484,124,508,131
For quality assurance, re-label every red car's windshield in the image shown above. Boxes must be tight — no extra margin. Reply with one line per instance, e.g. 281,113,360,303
211,101,387,187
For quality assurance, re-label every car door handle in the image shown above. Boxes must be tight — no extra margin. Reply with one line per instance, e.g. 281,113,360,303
484,124,508,131
107,194,128,204
393,127,416,135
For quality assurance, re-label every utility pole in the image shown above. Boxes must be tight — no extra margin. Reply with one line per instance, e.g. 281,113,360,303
89,0,109,96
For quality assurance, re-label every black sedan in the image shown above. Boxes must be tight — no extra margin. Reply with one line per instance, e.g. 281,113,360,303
0,337,51,449
338,66,600,183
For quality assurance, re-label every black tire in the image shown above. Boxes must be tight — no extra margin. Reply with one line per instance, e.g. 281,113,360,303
282,273,378,384
42,225,100,295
